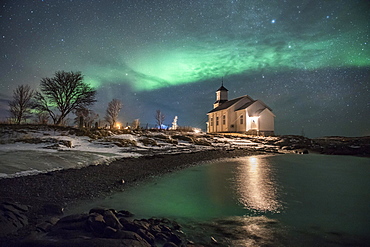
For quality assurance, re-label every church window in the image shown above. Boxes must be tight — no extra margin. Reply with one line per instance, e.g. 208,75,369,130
240,115,244,125
222,115,226,125
210,117,213,127
216,117,219,126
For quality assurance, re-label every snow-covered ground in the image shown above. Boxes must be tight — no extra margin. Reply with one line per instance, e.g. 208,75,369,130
0,127,280,178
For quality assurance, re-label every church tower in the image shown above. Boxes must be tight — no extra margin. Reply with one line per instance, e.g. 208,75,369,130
213,80,228,108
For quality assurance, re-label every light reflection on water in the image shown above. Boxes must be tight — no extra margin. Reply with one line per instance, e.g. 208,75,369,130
183,216,286,247
234,156,281,213
67,154,370,246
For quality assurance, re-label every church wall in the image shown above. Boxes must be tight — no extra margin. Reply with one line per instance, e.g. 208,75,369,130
207,93,274,134
247,101,265,115
235,109,247,132
258,109,274,132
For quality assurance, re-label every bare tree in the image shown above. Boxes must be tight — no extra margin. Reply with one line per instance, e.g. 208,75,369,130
155,110,165,129
74,107,99,128
8,85,34,124
105,99,122,129
132,119,140,130
34,111,49,125
34,71,96,125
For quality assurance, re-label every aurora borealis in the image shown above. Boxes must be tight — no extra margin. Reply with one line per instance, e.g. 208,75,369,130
0,0,369,137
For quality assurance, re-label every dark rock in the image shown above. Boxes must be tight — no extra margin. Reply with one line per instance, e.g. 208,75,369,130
88,213,106,235
21,237,149,247
0,201,29,237
103,210,122,229
89,207,108,215
57,213,89,224
121,220,140,232
172,222,181,230
42,203,64,215
52,214,88,231
133,219,150,231
46,216,60,225
118,216,129,225
117,210,134,218
172,134,194,142
59,140,73,148
137,228,155,245
160,224,172,233
155,232,169,242
103,226,117,238
164,242,178,247
193,138,212,146
120,238,151,247
37,221,53,232
3,201,29,212
169,233,182,245
113,230,149,245
150,224,162,235
108,208,118,215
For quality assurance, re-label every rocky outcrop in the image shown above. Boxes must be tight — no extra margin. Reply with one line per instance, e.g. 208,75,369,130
0,201,29,237
9,207,188,247
312,136,370,156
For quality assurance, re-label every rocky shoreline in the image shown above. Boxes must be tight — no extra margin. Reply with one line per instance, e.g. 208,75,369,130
0,132,369,246
0,148,268,246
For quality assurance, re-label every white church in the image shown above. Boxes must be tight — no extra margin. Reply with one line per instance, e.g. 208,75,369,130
207,83,275,136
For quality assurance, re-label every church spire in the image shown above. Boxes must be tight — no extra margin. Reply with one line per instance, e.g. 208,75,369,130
214,78,228,108
217,78,228,92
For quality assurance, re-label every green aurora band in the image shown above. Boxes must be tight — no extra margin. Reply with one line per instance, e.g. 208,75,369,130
85,29,369,91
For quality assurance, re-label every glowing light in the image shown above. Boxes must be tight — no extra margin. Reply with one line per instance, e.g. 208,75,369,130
193,128,202,133
115,123,121,129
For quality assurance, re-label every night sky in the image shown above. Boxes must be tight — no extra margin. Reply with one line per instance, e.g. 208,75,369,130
1,0,369,137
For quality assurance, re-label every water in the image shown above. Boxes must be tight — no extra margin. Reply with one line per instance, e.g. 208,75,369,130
69,154,370,246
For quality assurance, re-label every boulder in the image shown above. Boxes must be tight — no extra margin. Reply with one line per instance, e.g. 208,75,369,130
87,213,106,235
163,242,178,247
155,232,169,243
103,210,122,229
2,207,187,247
0,201,29,237
121,220,140,232
103,226,117,238
117,210,134,218
137,228,156,245
52,214,88,231
133,219,150,231
42,203,64,215
89,207,108,215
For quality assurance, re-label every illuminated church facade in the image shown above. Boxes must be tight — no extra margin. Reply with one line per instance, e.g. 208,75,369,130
207,84,275,135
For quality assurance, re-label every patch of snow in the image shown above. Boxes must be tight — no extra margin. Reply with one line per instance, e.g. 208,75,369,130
0,128,281,178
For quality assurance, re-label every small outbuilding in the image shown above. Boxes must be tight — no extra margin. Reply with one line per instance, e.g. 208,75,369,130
207,83,275,135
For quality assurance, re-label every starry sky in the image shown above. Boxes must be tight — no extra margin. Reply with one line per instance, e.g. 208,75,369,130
0,0,369,137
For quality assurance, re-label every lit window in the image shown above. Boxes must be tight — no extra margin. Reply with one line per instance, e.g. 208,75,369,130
240,115,244,124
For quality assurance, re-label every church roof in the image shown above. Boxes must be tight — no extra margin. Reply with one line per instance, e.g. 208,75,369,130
235,101,256,111
208,96,245,113
216,85,228,91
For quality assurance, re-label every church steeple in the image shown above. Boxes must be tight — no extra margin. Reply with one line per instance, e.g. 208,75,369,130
213,79,228,108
